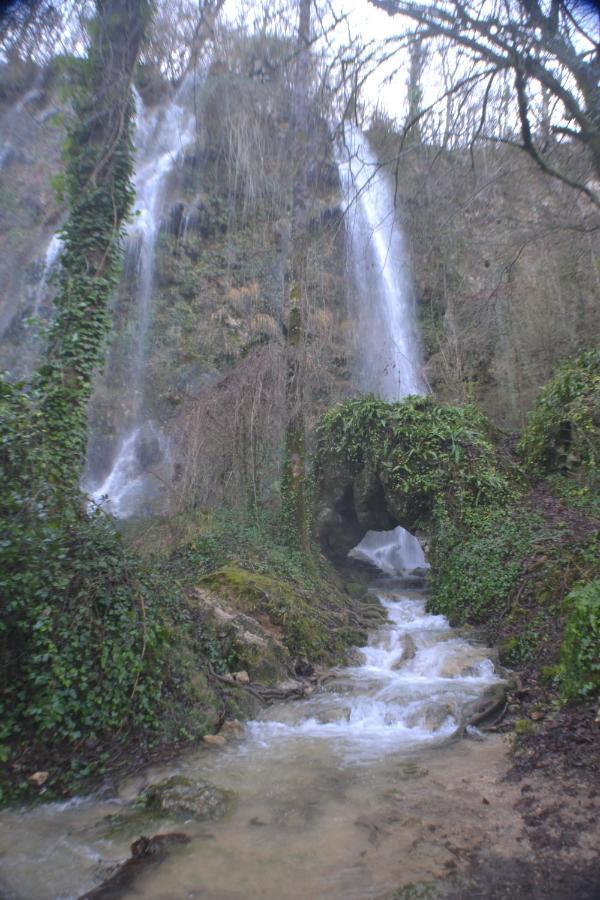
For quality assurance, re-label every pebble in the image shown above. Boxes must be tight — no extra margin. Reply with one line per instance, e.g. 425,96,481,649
27,771,49,787
220,719,244,736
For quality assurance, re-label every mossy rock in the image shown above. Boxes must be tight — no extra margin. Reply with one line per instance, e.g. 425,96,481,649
315,395,518,557
199,565,329,660
139,775,234,820
101,776,235,836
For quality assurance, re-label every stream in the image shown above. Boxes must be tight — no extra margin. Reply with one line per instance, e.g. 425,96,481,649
0,532,507,899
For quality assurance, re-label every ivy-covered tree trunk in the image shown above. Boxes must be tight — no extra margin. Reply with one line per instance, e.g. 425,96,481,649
35,0,151,483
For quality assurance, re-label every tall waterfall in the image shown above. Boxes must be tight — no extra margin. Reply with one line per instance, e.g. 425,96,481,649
84,87,195,517
337,124,424,400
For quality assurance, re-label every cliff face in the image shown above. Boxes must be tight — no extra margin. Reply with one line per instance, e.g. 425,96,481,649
369,128,600,430
0,46,354,516
0,63,65,375
3,55,599,514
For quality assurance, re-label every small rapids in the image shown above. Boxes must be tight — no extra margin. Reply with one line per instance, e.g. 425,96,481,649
0,532,506,900
249,581,498,760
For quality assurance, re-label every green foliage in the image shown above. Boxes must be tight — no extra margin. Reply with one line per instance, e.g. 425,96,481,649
167,509,315,587
0,380,218,781
545,474,600,518
559,579,600,700
518,349,600,487
318,394,516,527
0,2,216,802
34,71,136,480
429,507,541,624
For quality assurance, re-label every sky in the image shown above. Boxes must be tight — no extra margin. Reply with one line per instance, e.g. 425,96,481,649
221,0,414,121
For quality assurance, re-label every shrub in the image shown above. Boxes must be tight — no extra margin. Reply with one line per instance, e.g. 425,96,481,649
559,579,600,700
429,506,541,625
518,349,600,487
317,394,517,528
0,378,209,776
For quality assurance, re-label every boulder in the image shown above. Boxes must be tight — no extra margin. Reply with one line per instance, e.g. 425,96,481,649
390,634,417,669
138,775,234,822
219,719,244,737
203,734,226,748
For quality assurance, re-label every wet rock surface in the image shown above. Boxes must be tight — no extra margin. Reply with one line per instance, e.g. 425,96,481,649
98,776,235,838
79,833,190,900
137,775,234,821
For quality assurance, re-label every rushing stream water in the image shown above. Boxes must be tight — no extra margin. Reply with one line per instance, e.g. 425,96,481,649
0,532,505,900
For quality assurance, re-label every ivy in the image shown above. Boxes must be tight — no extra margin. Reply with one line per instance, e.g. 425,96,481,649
33,4,144,482
317,394,517,527
559,579,600,700
0,2,197,799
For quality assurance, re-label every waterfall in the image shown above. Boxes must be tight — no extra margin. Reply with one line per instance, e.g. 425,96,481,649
337,123,424,400
0,85,44,172
348,526,429,574
337,124,428,568
84,87,195,517
32,234,62,320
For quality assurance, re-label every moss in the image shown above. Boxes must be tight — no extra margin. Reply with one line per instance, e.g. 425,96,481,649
514,718,535,736
199,565,330,660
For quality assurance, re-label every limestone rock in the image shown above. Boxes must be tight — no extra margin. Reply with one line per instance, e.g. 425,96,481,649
138,775,233,821
233,670,250,684
27,771,48,787
219,719,244,737
316,706,351,724
203,734,226,747
390,634,417,670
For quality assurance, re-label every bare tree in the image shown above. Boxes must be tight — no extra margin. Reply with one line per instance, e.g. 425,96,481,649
370,0,600,203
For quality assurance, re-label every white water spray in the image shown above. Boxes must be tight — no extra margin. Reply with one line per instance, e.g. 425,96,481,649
32,234,62,320
337,123,424,400
349,525,429,574
85,87,195,516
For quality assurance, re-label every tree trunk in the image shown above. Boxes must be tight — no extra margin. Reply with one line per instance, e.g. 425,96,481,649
35,0,150,483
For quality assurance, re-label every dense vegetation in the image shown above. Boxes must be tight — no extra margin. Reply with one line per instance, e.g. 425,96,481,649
0,2,353,804
0,0,598,817
316,382,599,704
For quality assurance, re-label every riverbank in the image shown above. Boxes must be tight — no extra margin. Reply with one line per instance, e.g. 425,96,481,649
0,544,598,899
0,559,508,897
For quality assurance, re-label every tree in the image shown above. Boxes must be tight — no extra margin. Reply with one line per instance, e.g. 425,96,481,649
369,0,600,204
35,0,151,481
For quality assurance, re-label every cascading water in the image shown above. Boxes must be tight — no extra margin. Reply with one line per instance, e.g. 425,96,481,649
349,525,429,575
0,535,506,900
337,124,428,559
32,234,62,322
337,123,424,400
84,87,195,517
